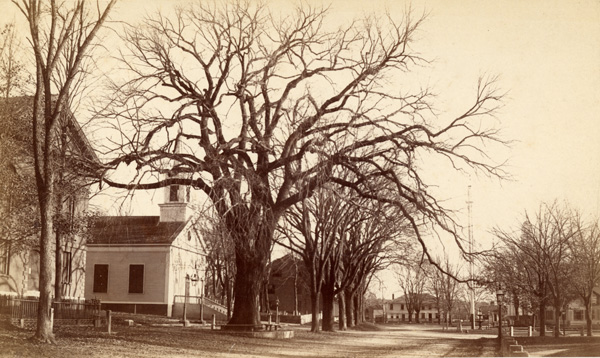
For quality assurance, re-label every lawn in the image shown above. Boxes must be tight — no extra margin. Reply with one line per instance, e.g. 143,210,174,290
0,313,505,357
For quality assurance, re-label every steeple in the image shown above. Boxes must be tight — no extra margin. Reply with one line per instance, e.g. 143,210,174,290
158,175,191,222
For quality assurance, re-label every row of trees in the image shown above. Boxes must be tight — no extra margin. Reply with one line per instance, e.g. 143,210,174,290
278,181,412,331
486,202,600,337
5,0,507,341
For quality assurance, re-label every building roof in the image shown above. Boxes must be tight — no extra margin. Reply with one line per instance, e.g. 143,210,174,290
88,216,187,246
0,96,99,164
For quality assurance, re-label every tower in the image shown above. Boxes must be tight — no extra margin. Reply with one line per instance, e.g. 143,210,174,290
159,176,191,222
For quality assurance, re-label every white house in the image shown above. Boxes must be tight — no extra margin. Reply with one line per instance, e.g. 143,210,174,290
372,294,440,323
84,183,206,317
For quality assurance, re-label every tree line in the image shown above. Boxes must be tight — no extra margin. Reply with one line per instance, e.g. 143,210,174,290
483,202,600,337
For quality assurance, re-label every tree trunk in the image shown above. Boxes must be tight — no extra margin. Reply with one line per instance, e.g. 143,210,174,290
585,301,593,336
227,258,263,327
415,310,421,323
353,294,360,325
539,299,546,337
338,293,347,330
54,232,62,301
321,281,335,331
408,310,413,323
34,188,56,343
310,289,320,332
344,289,354,328
553,301,561,338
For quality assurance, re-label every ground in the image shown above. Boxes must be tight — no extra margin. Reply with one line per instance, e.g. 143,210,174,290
0,314,598,357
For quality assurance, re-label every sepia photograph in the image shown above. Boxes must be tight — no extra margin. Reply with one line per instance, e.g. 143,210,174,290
0,0,599,356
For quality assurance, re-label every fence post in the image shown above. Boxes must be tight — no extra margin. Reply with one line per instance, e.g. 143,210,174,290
528,326,533,336
107,310,112,334
50,308,54,332
509,326,514,337
211,314,215,330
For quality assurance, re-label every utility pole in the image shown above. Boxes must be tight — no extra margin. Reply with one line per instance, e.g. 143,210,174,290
468,185,475,330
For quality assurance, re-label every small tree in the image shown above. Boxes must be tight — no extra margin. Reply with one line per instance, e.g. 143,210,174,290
13,0,115,342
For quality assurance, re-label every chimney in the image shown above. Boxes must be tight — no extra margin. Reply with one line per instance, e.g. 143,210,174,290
392,293,395,300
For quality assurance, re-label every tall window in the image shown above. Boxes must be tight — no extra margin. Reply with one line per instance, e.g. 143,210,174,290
169,185,179,202
128,264,144,294
0,243,9,275
93,264,108,293
62,251,72,284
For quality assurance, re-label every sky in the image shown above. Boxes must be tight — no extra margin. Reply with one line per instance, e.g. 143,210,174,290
3,0,600,297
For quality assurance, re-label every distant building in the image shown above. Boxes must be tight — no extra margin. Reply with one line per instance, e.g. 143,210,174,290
267,254,311,314
544,287,600,327
267,254,338,318
371,293,440,323
85,181,206,316
0,97,97,299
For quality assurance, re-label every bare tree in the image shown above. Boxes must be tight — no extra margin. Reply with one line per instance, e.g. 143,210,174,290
13,0,116,342
493,202,578,337
195,213,236,319
96,1,506,328
0,22,27,99
570,218,600,336
278,187,347,332
396,261,427,323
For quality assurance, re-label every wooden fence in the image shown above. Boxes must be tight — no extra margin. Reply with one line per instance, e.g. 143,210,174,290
0,295,101,327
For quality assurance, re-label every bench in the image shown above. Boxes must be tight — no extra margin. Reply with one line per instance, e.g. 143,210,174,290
263,323,282,331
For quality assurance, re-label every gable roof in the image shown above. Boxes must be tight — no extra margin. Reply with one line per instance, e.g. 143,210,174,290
88,216,187,246
0,96,99,163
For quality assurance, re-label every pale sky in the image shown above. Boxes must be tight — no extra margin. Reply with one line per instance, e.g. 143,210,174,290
3,0,600,296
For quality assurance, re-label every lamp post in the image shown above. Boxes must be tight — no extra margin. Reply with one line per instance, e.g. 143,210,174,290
496,287,504,344
275,297,280,324
200,277,205,324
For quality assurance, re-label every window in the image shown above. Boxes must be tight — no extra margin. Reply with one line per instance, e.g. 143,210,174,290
401,304,404,310
0,243,10,275
62,251,72,284
93,264,109,293
402,314,405,321
390,303,393,310
574,310,584,321
169,185,179,202
128,264,144,293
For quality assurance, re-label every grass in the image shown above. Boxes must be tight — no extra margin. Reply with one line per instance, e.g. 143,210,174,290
0,313,506,357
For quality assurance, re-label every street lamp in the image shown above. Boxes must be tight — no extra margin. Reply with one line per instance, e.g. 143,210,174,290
496,287,504,343
200,277,205,324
